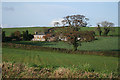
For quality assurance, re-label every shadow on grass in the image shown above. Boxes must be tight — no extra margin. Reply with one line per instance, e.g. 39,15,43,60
7,41,57,47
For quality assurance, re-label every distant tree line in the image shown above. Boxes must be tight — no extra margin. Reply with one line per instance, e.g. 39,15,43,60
2,30,33,42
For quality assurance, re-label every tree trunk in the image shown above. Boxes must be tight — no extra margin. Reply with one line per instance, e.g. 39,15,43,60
73,45,77,51
104,29,110,36
73,37,78,51
99,31,102,36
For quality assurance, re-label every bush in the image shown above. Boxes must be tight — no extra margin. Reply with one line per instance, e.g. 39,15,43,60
82,63,94,72
2,62,118,78
11,31,21,41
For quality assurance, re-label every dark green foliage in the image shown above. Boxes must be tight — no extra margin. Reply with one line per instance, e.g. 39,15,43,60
3,30,33,42
103,27,110,36
22,30,28,41
22,31,26,40
96,25,102,36
22,30,34,41
2,31,6,42
10,31,21,41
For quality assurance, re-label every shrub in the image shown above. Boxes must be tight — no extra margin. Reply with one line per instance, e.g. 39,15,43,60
82,63,94,72
2,62,118,78
53,67,72,78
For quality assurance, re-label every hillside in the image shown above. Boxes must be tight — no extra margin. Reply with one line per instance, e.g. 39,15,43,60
2,27,120,36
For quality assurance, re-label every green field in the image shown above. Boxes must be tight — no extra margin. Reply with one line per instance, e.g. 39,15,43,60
11,37,119,51
2,27,119,78
3,27,119,36
2,27,48,36
2,47,118,74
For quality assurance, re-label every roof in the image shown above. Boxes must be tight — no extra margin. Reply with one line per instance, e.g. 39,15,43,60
35,32,45,35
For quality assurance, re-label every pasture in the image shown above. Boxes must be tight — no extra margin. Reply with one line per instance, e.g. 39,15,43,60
2,47,118,74
2,27,48,36
2,27,120,36
11,36,119,51
2,27,119,78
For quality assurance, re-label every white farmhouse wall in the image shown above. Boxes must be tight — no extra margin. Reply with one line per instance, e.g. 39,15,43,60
32,35,46,41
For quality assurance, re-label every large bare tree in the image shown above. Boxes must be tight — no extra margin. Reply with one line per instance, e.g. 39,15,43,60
61,14,89,31
53,15,94,51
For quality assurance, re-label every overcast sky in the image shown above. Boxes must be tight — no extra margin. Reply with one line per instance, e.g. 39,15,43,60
2,2,118,28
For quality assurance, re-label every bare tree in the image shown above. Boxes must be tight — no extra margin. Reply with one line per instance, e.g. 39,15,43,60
57,14,92,51
98,21,114,27
54,22,60,27
61,20,66,27
97,21,114,36
95,24,102,36
61,14,89,30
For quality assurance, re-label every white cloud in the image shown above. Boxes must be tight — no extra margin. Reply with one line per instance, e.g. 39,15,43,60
50,18,64,26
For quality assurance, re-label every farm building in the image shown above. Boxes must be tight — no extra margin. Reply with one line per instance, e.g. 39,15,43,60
32,32,46,41
58,34,68,41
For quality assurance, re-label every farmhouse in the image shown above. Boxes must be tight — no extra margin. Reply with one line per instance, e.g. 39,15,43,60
32,32,46,41
58,34,68,41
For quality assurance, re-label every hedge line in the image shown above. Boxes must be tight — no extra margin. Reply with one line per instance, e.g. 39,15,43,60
2,42,119,57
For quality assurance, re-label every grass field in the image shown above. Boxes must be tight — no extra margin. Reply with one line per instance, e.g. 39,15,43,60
11,37,119,51
2,27,119,78
2,47,118,74
3,27,119,36
80,27,119,36
2,27,48,36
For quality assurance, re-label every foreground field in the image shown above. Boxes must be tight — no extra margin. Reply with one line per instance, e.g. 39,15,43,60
2,30,119,78
2,47,118,74
11,37,119,51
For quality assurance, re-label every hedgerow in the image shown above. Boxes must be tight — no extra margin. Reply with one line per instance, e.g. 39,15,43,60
2,43,119,57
